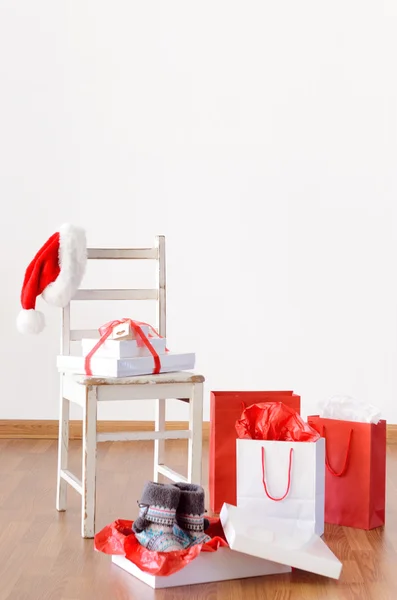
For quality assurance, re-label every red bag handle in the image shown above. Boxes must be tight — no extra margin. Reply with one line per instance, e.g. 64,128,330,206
322,426,353,477
261,447,293,502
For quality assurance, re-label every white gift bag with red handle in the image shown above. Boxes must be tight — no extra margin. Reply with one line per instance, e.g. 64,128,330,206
236,438,325,536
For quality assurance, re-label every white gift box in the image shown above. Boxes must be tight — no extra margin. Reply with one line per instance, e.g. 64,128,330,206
57,352,195,378
111,546,291,589
220,503,342,580
81,337,167,359
237,438,325,536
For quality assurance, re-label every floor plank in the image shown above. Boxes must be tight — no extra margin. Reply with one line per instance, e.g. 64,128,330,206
0,439,396,599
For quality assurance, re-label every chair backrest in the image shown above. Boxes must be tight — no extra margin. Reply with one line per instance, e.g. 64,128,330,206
61,236,166,356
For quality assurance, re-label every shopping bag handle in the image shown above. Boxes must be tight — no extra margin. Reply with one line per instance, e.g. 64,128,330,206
261,447,293,502
322,426,353,477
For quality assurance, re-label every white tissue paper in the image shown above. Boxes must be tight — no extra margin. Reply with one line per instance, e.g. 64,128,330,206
320,395,381,424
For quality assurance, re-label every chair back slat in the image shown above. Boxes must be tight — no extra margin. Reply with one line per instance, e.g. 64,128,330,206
87,248,158,260
70,329,99,342
74,289,158,301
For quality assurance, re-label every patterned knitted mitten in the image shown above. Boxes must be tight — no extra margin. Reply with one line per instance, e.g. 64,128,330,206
132,482,184,552
172,482,212,548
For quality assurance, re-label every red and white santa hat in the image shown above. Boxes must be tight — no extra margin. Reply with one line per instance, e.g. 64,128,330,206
17,223,87,334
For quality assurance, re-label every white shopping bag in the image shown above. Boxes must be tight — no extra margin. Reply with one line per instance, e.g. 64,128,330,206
237,438,325,535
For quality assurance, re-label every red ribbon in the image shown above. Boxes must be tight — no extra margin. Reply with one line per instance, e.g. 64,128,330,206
322,426,353,477
261,446,293,502
84,318,163,377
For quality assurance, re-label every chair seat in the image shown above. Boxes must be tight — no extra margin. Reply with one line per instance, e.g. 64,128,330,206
69,370,205,386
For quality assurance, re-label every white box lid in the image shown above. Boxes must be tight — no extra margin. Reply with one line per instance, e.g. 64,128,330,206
220,504,342,580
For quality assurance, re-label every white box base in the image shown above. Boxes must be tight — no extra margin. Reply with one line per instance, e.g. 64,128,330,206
111,548,291,589
57,352,195,378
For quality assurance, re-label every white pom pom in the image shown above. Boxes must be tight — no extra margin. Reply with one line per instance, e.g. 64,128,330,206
17,309,45,334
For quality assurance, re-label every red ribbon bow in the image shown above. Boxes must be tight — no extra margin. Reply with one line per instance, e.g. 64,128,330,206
84,318,163,377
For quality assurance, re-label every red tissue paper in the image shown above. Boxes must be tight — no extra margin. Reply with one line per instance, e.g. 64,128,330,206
94,518,228,576
236,402,320,442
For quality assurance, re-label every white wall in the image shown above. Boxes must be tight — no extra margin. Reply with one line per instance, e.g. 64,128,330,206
1,1,397,423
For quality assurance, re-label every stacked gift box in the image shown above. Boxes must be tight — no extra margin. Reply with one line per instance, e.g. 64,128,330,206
57,319,195,377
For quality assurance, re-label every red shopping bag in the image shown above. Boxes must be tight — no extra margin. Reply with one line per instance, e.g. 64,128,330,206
209,391,301,513
308,416,386,529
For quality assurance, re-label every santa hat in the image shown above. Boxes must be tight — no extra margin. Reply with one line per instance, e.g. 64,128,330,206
17,223,87,334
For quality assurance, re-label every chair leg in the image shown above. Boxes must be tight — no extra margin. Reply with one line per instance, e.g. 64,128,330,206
81,386,97,538
56,389,69,512
153,398,166,482
188,383,203,485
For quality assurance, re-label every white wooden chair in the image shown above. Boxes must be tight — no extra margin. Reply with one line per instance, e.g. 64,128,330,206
56,236,204,538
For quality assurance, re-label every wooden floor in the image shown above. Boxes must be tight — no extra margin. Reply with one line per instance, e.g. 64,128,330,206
0,440,396,600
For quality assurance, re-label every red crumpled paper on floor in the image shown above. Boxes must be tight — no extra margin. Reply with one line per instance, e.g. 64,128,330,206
94,517,228,576
236,401,320,442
